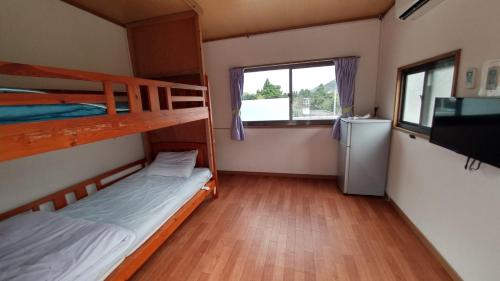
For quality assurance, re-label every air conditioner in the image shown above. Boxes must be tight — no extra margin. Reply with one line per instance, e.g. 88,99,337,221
396,0,445,21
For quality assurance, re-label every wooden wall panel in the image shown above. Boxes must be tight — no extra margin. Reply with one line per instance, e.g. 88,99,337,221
127,11,202,79
128,10,208,165
148,120,207,143
146,120,208,163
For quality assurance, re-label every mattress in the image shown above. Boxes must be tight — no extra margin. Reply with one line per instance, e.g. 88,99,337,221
0,211,135,281
59,168,212,244
58,167,212,279
0,103,129,124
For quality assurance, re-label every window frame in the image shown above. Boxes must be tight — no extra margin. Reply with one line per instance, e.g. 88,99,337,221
242,59,337,127
394,50,461,137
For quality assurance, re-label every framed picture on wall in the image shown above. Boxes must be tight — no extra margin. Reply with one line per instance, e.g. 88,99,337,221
479,59,500,96
465,67,477,89
486,68,498,90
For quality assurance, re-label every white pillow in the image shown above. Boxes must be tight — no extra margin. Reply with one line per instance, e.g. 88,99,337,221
147,150,198,178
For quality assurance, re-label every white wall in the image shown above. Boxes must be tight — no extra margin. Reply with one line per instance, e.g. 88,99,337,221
0,0,144,213
204,19,381,175
376,1,500,280
0,0,132,77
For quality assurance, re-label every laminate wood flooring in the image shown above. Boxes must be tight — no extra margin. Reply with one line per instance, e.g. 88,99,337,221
131,174,452,281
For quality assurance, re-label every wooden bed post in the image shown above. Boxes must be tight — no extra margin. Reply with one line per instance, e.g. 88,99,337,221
205,75,218,198
103,81,117,115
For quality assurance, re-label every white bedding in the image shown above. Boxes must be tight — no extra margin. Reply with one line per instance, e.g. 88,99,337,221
147,150,198,178
59,167,212,252
0,211,135,281
0,167,212,281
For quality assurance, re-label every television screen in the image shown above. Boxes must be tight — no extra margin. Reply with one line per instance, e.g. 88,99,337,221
430,97,500,168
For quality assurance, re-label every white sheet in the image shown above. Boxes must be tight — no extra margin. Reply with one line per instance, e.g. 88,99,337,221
59,167,212,251
0,211,135,281
58,167,211,280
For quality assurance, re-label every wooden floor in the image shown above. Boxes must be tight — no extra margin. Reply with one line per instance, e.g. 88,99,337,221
131,175,452,281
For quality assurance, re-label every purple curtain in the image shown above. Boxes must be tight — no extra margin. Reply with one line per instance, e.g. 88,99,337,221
331,57,358,139
230,67,245,141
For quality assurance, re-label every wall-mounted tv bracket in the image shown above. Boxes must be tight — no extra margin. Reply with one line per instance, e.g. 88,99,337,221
465,157,482,171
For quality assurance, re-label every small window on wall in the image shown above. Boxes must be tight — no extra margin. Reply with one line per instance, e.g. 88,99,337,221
395,50,461,135
241,61,340,126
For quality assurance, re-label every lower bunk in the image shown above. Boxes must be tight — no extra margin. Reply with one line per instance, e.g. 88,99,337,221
0,144,217,281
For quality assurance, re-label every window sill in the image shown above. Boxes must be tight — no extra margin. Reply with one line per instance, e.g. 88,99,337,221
243,119,335,128
393,126,430,140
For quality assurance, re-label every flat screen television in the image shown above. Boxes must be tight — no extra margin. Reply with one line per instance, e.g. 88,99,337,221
430,97,500,168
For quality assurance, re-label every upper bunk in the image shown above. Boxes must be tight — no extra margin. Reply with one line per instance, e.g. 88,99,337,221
0,61,211,163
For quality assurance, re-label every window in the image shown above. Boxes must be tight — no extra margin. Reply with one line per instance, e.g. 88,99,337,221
241,61,340,126
395,50,460,135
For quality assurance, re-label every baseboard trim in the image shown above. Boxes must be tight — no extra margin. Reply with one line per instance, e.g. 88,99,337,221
217,170,337,180
388,197,463,281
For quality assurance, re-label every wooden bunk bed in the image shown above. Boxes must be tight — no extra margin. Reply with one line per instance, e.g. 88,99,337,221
0,61,218,280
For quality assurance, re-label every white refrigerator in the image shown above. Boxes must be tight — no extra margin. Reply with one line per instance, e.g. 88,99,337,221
337,118,391,196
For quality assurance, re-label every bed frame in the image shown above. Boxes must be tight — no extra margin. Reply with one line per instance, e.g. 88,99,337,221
0,61,218,280
0,142,216,280
0,61,210,162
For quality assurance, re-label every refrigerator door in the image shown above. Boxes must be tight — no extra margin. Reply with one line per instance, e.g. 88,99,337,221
345,121,391,196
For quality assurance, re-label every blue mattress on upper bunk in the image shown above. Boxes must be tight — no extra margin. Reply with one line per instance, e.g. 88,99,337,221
0,103,130,124
0,88,129,124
